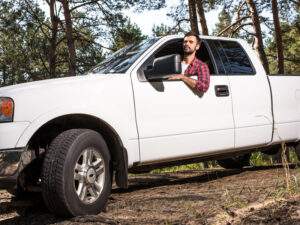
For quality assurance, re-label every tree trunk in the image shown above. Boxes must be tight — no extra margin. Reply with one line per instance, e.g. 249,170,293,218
245,0,270,74
61,0,76,76
271,0,285,74
196,0,209,35
188,0,199,34
49,0,59,78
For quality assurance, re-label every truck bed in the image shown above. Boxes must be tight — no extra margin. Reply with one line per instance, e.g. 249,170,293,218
268,75,300,143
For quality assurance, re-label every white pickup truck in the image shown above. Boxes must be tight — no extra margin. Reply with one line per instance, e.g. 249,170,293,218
0,35,300,216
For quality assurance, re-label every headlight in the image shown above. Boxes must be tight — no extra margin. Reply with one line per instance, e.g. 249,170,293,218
0,97,14,123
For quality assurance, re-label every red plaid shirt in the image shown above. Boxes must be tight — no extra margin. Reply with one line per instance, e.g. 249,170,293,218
184,58,210,92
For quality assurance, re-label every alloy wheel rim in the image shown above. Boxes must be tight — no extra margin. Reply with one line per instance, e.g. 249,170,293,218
73,148,105,204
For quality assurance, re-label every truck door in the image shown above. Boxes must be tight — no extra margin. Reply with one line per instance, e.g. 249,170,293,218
206,39,273,149
130,38,235,163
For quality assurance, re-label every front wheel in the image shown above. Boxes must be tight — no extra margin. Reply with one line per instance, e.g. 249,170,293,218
41,129,111,217
217,153,251,169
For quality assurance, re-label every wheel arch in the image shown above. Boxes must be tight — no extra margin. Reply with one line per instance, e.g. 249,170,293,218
21,113,128,188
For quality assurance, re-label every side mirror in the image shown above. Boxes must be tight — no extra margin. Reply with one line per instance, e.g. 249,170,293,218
144,54,182,80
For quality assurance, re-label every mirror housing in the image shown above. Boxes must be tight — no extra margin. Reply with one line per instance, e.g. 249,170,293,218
144,54,182,80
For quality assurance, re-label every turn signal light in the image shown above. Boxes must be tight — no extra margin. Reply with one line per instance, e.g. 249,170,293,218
0,97,14,122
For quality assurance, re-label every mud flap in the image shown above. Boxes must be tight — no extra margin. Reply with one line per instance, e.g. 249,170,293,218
115,147,128,189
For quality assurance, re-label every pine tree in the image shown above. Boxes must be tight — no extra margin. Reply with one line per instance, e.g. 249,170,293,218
245,0,270,74
213,8,232,36
111,19,146,51
266,20,300,75
271,0,284,74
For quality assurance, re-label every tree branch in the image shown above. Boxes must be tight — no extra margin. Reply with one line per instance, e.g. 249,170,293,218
230,22,253,37
218,16,250,36
237,1,247,19
72,28,114,51
70,0,100,12
24,0,52,31
38,52,50,75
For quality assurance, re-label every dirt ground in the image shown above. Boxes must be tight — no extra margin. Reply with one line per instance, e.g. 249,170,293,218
0,165,300,225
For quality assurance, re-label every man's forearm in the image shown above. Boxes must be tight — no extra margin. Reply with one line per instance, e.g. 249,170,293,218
168,74,209,92
181,75,197,89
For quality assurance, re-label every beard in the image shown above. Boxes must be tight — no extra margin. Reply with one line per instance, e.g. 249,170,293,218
183,46,196,55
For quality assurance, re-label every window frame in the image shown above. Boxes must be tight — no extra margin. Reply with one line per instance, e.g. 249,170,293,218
203,39,227,75
138,38,220,80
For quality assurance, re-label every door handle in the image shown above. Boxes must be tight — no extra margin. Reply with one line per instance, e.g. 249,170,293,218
215,85,229,97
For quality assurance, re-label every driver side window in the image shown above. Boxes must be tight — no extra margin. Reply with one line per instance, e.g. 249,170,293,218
138,38,216,81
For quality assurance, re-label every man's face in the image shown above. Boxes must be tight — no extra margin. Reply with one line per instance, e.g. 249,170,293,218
183,36,200,55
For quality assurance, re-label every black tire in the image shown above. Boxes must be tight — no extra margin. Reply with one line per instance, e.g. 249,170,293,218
217,153,251,169
8,185,31,199
7,186,26,198
41,129,111,217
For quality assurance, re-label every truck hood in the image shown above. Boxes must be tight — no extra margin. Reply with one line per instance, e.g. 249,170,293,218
0,74,109,94
0,74,130,122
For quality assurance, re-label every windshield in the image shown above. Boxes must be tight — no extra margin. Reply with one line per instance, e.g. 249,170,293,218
90,38,159,74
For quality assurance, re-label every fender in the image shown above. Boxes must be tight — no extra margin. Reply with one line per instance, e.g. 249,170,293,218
15,105,140,165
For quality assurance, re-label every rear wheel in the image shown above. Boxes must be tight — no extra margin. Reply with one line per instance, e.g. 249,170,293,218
41,129,111,217
217,153,251,169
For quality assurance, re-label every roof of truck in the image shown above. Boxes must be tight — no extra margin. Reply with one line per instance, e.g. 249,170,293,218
160,34,246,43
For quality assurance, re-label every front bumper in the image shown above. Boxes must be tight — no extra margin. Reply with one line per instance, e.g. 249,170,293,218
0,122,30,150
0,147,28,189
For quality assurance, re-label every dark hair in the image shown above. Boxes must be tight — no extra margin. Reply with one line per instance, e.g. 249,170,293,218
184,32,201,44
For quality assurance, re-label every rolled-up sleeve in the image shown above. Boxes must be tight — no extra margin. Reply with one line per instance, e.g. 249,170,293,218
195,63,210,92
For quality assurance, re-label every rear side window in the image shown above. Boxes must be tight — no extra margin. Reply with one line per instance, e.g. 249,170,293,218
207,40,255,75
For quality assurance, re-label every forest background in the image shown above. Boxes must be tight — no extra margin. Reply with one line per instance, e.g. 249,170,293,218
0,0,298,87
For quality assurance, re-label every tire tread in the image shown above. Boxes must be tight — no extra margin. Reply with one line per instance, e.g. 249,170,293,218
42,129,91,216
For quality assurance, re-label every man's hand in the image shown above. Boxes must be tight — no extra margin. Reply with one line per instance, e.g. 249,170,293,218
167,74,186,81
